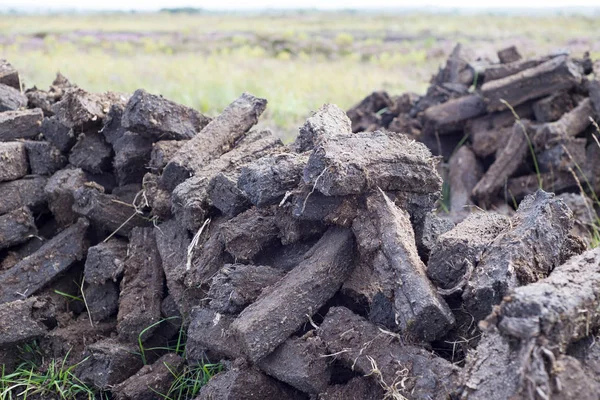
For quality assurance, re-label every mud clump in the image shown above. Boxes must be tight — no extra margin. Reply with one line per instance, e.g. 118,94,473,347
0,47,599,400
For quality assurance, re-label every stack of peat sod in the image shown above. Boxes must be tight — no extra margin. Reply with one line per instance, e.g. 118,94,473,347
0,46,599,400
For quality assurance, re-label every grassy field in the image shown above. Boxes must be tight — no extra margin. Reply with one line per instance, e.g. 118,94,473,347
1,11,599,138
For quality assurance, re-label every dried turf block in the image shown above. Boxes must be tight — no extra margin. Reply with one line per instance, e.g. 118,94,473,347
291,103,352,152
537,138,586,173
460,250,600,399
186,307,241,361
532,91,576,123
0,109,43,141
84,239,128,285
113,131,153,185
113,353,184,400
77,338,144,389
0,218,89,304
428,212,511,291
117,227,164,343
44,168,86,226
0,206,37,250
351,191,454,340
0,83,27,111
258,335,330,394
472,120,532,205
221,207,280,261
51,88,122,130
72,186,149,236
319,307,459,400
41,116,75,152
346,91,393,133
489,247,600,351
230,226,354,362
154,219,195,314
207,172,251,216
101,103,127,146
497,45,522,64
148,140,184,172
196,363,304,400
0,176,47,215
84,281,119,321
162,92,267,191
482,54,556,83
304,130,442,196
23,140,66,175
481,55,582,111
422,94,487,135
0,142,28,182
69,130,113,174
0,59,20,89
238,152,308,207
463,190,578,322
0,298,49,347
208,263,285,314
448,146,482,212
122,88,211,141
533,98,594,149
171,129,281,230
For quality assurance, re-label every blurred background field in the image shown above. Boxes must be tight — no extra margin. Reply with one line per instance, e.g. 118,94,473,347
1,10,599,138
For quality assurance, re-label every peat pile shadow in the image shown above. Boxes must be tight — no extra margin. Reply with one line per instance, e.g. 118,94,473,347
0,47,599,400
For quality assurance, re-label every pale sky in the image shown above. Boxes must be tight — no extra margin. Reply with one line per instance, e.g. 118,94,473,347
3,0,600,11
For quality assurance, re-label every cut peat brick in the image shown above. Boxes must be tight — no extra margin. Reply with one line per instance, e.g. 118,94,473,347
0,297,49,347
0,141,29,182
230,226,355,362
482,54,555,83
161,92,267,191
238,152,308,207
148,140,184,172
69,130,113,174
185,307,242,361
72,186,149,237
77,338,144,390
533,98,594,149
0,206,37,250
497,45,522,64
481,55,582,111
303,130,442,196
472,120,532,205
207,172,251,217
463,190,577,322
154,219,196,315
0,176,47,215
346,91,393,133
0,59,20,89
0,108,43,141
23,140,66,175
41,116,76,152
422,94,487,135
84,239,128,285
0,83,27,111
84,281,119,321
428,212,510,291
196,364,305,400
208,263,285,314
351,191,454,340
44,167,86,226
258,335,331,394
0,218,89,305
319,377,385,400
532,91,576,122
113,131,153,185
171,129,281,230
117,227,164,344
448,146,482,212
221,207,280,262
51,88,122,130
122,88,211,141
291,103,352,152
490,247,600,351
507,170,577,202
319,307,459,400
113,353,184,400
